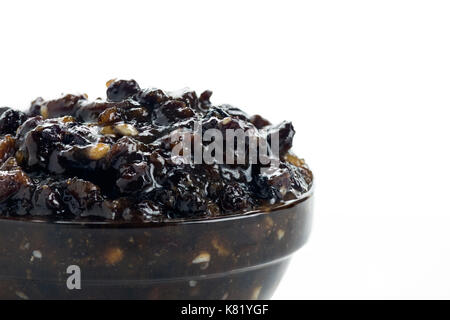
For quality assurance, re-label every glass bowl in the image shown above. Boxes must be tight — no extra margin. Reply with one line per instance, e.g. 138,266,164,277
0,191,313,300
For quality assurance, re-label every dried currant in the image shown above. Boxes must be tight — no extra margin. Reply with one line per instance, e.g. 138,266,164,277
0,107,27,135
152,100,195,126
106,79,141,102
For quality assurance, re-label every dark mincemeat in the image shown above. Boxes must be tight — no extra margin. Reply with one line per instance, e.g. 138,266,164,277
0,80,313,221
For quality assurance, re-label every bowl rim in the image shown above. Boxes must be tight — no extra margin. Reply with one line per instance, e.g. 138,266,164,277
0,188,313,228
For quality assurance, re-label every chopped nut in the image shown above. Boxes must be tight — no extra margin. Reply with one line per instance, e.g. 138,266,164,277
105,247,124,265
15,150,24,164
189,280,197,287
264,217,274,228
100,125,115,135
40,105,48,119
251,286,262,300
262,216,275,235
61,116,75,123
192,252,210,264
211,238,230,256
192,251,211,269
15,291,29,300
114,123,138,136
98,107,121,125
20,242,30,250
86,143,110,160
285,153,305,168
106,78,117,87
221,117,232,125
32,250,42,259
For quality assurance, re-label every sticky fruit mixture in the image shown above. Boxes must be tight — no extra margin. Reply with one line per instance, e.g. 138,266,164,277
0,80,312,221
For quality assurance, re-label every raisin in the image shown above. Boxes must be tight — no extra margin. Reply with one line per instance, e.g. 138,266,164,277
253,167,291,201
204,106,231,120
28,97,45,117
0,135,16,164
161,168,208,217
116,162,154,194
105,137,146,170
169,88,199,109
223,105,249,121
134,200,163,220
76,99,139,122
42,94,87,119
285,162,313,194
135,88,168,109
30,181,64,216
266,121,295,157
220,182,252,212
0,160,32,202
250,114,271,129
97,106,121,125
0,107,27,135
16,118,100,173
199,90,213,110
152,100,195,126
106,80,141,102
106,79,141,102
63,178,106,217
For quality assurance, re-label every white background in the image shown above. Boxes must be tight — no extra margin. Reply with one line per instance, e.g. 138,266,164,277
1,0,449,299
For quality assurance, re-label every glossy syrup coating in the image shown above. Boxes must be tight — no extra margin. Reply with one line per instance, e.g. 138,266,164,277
0,80,313,221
